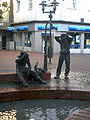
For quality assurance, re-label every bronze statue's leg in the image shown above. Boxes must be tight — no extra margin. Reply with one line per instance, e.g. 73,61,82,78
29,70,46,84
35,72,46,84
54,54,64,79
65,53,70,79
17,72,28,87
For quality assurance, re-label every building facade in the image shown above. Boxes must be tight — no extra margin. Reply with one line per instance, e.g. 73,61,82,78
8,0,90,53
0,0,13,50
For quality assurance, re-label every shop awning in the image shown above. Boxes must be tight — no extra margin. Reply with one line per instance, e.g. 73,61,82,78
7,27,15,31
69,26,90,32
41,33,54,36
16,26,28,31
38,25,58,30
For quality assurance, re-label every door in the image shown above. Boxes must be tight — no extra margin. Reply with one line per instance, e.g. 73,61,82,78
2,36,6,49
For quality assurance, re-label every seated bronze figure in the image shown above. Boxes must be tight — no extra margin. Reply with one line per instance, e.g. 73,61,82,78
15,51,46,87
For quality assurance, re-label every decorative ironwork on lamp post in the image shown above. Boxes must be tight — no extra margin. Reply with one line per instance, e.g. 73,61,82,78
39,0,59,71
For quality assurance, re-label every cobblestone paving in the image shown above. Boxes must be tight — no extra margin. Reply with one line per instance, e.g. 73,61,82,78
49,70,90,90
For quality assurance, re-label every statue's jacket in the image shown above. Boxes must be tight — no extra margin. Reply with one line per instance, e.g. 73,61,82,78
15,52,31,72
55,34,73,54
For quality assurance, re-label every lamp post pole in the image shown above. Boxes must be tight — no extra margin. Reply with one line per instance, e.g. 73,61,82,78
39,0,59,71
49,11,53,64
44,21,54,71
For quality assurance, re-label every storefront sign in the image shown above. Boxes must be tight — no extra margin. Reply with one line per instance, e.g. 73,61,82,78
38,25,58,30
7,27,15,31
71,44,80,48
25,43,32,47
41,33,54,36
69,26,90,32
16,26,28,31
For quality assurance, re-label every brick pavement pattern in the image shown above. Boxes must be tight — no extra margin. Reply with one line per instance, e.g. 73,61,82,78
0,50,90,90
0,50,90,74
65,107,90,120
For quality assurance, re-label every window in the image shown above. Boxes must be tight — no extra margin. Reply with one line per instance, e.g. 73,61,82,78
24,33,32,47
65,0,76,10
16,0,20,11
84,33,90,49
70,32,81,49
16,33,22,46
73,0,76,9
29,0,32,9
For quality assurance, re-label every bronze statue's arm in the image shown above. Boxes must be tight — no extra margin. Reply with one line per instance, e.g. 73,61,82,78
27,57,31,70
55,36,61,43
68,35,73,43
18,53,27,61
15,53,28,63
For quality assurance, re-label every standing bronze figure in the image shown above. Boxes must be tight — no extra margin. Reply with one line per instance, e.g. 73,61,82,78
15,51,46,87
54,33,73,80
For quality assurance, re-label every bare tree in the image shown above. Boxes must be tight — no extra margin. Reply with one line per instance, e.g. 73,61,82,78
0,1,10,20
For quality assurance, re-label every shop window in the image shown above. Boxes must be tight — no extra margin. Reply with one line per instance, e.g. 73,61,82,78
16,0,20,11
24,33,32,47
73,0,76,9
41,36,49,52
28,0,33,9
16,33,22,46
70,33,80,49
65,0,76,10
84,33,90,49
41,35,54,52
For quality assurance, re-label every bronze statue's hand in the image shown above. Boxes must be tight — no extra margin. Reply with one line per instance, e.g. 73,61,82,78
54,36,58,40
68,34,72,38
29,67,31,71
55,36,61,39
15,58,19,63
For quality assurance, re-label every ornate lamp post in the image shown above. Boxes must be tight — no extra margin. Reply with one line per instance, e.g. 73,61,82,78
39,0,59,71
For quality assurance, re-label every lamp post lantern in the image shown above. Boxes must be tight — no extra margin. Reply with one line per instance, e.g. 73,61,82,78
39,0,59,71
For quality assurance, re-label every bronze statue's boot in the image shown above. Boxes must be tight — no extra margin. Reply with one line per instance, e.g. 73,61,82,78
65,75,69,80
35,72,46,84
54,74,60,79
65,76,69,84
65,73,69,80
22,81,29,87
38,77,46,84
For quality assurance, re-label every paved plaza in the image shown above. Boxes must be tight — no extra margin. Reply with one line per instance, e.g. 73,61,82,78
0,51,90,89
0,50,90,73
0,50,90,90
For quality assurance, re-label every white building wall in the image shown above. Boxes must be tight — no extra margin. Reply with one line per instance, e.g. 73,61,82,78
13,0,90,23
60,0,90,23
13,0,61,22
13,0,38,23
35,32,42,52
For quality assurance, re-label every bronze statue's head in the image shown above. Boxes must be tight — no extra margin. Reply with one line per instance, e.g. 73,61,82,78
20,50,29,58
20,50,25,56
61,34,68,39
